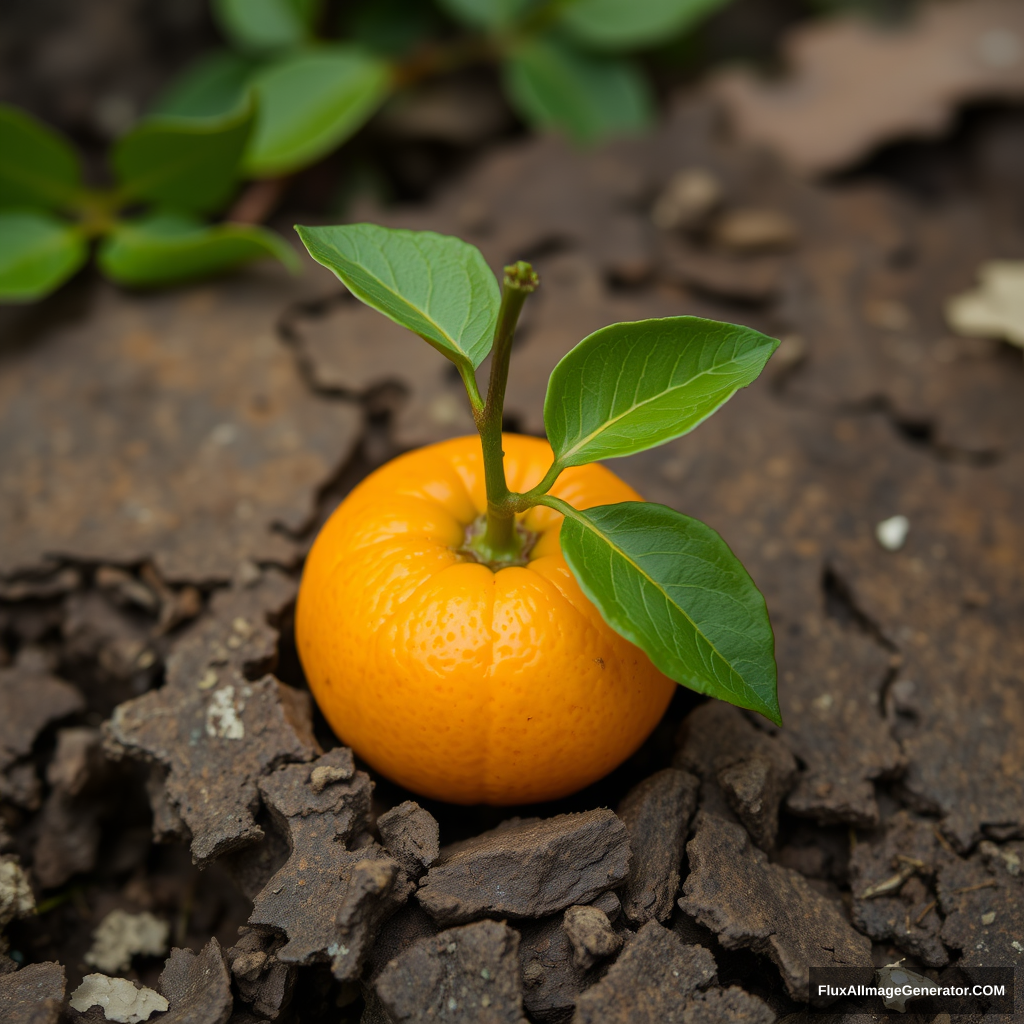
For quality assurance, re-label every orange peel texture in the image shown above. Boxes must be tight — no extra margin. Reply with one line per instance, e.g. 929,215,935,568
296,433,675,805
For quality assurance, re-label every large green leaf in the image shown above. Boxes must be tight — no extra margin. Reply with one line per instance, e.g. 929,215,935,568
545,317,779,467
0,212,87,302
436,0,532,29
154,51,260,120
0,104,81,211
559,0,730,50
296,223,500,369
112,104,254,214
98,213,299,286
502,36,652,145
244,47,392,176
550,498,779,723
213,0,320,51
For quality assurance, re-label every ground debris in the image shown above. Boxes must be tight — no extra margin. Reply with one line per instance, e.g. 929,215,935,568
562,905,621,970
157,938,233,1024
0,657,84,774
936,846,1024,983
416,810,630,927
33,726,118,889
573,920,737,1024
377,800,440,879
106,670,319,865
248,748,407,977
0,961,65,1024
70,974,168,1023
164,570,297,691
226,928,295,1022
0,859,36,932
675,704,795,850
848,810,951,967
375,918,528,1024
616,768,699,924
0,272,359,582
679,812,873,1001
518,914,587,1023
84,909,170,975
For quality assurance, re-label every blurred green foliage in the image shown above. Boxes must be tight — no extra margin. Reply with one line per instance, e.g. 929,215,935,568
0,0,733,302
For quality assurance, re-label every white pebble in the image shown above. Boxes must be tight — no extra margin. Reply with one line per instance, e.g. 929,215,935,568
876,515,910,551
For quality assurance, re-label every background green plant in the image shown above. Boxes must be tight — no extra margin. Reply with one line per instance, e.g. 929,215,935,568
0,0,733,303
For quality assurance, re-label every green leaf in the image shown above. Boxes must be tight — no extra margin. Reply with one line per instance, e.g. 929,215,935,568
296,223,500,369
346,0,442,57
244,46,392,177
0,104,81,211
98,213,299,286
436,0,533,29
545,317,779,467
213,0,319,52
153,51,260,120
502,36,652,145
0,212,87,302
553,498,779,723
560,0,730,50
112,103,254,214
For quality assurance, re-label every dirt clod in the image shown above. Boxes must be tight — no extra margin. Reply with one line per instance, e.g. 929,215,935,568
0,961,65,1024
0,660,84,774
226,928,295,1022
157,938,233,1024
616,768,699,924
679,812,873,1001
377,800,440,879
572,920,723,1024
416,810,631,927
375,918,528,1024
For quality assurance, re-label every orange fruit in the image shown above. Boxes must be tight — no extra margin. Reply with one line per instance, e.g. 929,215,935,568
296,433,675,805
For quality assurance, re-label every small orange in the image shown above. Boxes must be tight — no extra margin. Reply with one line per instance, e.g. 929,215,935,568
296,433,675,805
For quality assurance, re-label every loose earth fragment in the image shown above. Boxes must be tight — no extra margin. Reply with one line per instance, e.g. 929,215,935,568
226,928,295,1022
572,920,725,1024
675,703,795,850
678,812,873,1001
377,800,440,879
375,919,528,1024
0,660,84,772
616,768,699,923
157,938,233,1024
518,915,588,1023
416,810,631,927
0,961,65,1024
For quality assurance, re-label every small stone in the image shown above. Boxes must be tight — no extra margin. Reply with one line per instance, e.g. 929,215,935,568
375,919,528,1024
876,514,910,551
377,800,440,878
308,763,354,793
0,859,35,929
562,905,622,970
617,768,699,924
651,169,723,231
713,208,798,253
69,975,168,1023
417,809,630,927
84,909,170,975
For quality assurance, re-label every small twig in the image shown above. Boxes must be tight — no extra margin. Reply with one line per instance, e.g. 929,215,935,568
914,900,937,927
951,880,998,895
933,826,957,855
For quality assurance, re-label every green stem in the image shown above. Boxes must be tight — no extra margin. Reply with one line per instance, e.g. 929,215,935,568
474,261,538,562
